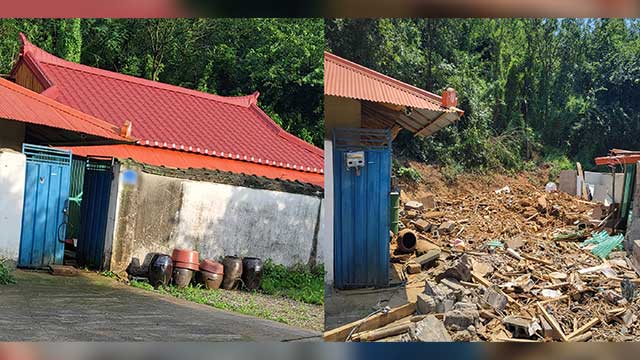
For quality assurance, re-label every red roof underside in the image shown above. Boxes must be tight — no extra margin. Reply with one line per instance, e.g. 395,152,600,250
0,76,127,142
65,144,323,187
16,35,323,180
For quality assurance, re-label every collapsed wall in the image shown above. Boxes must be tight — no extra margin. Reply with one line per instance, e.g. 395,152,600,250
108,162,324,273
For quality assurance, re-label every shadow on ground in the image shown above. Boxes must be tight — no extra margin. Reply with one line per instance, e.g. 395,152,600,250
0,270,319,341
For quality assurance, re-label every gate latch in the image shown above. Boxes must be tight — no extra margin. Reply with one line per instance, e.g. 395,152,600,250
345,151,365,176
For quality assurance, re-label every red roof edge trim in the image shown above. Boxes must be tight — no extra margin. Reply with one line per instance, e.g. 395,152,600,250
249,103,324,157
3,76,128,138
136,139,323,174
325,51,444,104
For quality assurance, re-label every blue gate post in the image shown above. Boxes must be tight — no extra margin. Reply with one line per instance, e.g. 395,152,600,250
333,128,392,289
19,144,72,268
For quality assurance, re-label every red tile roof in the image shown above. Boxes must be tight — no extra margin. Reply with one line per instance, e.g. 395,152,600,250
14,34,323,179
324,52,459,113
64,144,324,187
0,76,130,143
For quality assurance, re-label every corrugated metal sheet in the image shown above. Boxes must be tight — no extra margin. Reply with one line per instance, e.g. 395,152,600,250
333,128,391,289
0,77,128,142
62,144,324,187
325,52,456,113
14,34,323,175
18,144,71,268
78,160,113,269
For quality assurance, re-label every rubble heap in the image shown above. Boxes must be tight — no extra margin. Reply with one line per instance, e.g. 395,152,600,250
332,168,640,342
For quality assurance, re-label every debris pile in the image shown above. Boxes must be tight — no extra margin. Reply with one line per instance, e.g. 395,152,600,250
330,170,640,342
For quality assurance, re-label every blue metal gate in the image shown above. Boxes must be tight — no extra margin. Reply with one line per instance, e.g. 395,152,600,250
78,158,114,269
19,144,72,268
333,128,392,289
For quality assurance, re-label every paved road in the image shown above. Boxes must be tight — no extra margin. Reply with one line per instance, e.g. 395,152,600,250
0,270,319,341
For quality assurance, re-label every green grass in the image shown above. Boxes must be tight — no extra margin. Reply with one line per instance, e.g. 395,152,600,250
129,280,286,325
260,260,324,305
0,260,16,285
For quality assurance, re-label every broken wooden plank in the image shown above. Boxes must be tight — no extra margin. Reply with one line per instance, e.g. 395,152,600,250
566,318,600,340
471,271,516,304
351,323,412,342
522,253,554,266
569,331,593,342
536,302,568,342
323,302,416,342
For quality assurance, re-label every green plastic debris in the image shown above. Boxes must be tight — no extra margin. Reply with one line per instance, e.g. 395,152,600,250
486,240,504,249
553,229,587,241
581,231,624,259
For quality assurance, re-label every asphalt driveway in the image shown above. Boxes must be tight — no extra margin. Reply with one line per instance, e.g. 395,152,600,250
0,270,320,341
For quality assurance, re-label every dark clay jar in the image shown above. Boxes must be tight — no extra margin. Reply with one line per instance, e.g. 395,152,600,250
221,256,243,290
148,254,173,288
241,257,263,291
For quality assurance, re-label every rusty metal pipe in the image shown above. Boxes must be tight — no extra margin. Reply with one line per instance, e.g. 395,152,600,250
396,229,417,253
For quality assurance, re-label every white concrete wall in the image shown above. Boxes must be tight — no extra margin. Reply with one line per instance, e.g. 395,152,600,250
323,140,334,285
0,149,26,265
584,171,624,204
171,180,322,266
108,167,324,272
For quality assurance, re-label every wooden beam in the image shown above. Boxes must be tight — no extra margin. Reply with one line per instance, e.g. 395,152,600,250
323,302,417,342
566,318,600,340
536,302,568,342
576,162,589,199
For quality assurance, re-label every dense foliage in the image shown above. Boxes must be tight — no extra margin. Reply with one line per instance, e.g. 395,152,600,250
0,19,324,146
327,19,640,172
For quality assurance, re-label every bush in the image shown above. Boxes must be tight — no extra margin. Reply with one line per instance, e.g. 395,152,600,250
396,166,422,182
0,260,16,285
543,148,574,182
260,260,324,305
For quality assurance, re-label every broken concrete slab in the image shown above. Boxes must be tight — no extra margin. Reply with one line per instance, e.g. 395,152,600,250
438,221,456,234
405,201,423,211
417,294,437,314
413,315,451,342
502,315,541,339
558,169,577,195
482,285,508,313
444,308,479,332
436,254,471,282
413,219,431,232
415,248,441,267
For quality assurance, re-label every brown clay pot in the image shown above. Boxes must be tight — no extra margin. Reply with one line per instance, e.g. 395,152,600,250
200,259,224,274
199,270,223,290
241,257,263,291
396,229,417,253
173,268,194,288
172,249,199,265
221,256,243,290
173,260,200,271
